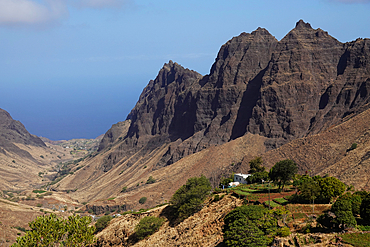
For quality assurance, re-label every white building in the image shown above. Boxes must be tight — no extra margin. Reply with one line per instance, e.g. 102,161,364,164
234,173,251,184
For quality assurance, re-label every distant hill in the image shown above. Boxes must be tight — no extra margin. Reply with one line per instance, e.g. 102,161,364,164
50,20,370,210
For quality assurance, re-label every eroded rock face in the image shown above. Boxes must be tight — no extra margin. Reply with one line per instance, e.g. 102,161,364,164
99,20,370,171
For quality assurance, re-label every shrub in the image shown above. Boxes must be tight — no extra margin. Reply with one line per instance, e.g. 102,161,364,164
36,203,42,207
170,175,212,221
121,186,127,193
135,216,165,240
276,227,291,237
213,194,220,202
12,214,95,246
348,143,358,151
139,197,147,204
95,215,112,233
146,176,156,184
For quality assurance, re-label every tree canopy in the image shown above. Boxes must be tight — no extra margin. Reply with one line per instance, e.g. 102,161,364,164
248,157,265,174
269,159,298,191
360,193,370,221
223,205,285,247
317,176,346,203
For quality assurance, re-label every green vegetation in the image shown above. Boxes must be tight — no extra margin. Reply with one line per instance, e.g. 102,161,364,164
348,143,358,151
121,186,127,193
220,173,234,188
139,197,147,204
12,214,95,246
264,200,281,208
170,175,212,222
32,190,46,194
135,216,165,240
14,226,27,232
95,215,112,233
223,205,284,247
360,193,370,221
269,159,298,191
293,175,346,204
247,157,269,184
342,233,370,247
274,197,289,205
332,197,357,229
146,176,156,184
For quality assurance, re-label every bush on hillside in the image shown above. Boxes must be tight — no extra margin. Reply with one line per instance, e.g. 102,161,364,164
95,215,112,233
135,216,165,240
12,214,95,246
170,175,212,222
139,197,147,204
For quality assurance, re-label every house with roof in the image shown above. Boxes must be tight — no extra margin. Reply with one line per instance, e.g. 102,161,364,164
233,173,251,185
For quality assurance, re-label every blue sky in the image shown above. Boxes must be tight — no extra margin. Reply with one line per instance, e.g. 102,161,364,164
0,0,369,140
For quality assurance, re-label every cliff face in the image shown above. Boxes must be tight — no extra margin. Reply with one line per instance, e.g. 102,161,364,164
248,20,370,148
99,20,370,171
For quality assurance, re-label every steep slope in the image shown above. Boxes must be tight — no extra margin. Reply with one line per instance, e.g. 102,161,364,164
94,195,244,247
0,108,45,157
0,108,75,191
53,20,370,208
258,106,370,191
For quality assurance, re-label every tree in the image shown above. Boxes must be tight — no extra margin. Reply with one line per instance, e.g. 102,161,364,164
170,175,212,221
298,177,321,213
269,159,298,191
219,173,234,188
12,214,95,246
360,193,370,222
317,176,346,203
135,216,165,240
338,192,362,216
223,205,280,247
248,157,265,174
247,171,269,184
332,198,356,229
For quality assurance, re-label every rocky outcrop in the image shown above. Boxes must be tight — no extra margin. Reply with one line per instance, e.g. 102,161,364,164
0,108,45,148
85,204,127,215
0,108,45,159
98,20,370,173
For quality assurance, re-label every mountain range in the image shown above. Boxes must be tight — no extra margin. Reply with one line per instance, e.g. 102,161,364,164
1,20,370,212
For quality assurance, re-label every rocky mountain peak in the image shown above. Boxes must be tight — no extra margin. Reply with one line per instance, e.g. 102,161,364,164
251,27,272,37
98,20,370,171
295,19,312,29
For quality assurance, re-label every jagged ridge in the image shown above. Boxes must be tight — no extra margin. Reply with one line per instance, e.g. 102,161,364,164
99,20,370,170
